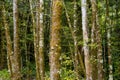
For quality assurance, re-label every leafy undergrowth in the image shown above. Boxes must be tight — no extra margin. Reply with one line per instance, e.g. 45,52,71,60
0,69,10,80
0,68,77,80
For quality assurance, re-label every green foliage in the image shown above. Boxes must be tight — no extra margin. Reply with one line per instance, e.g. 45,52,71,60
45,71,50,80
60,53,76,80
21,63,36,79
0,69,10,80
61,68,75,80
44,68,76,80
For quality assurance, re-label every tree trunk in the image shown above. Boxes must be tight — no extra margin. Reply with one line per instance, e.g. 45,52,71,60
12,0,21,79
38,0,45,80
106,0,113,79
0,14,6,70
29,0,40,79
0,9,1,66
90,0,98,80
96,5,104,80
81,0,92,80
49,0,62,80
96,18,103,80
73,0,80,79
2,5,13,77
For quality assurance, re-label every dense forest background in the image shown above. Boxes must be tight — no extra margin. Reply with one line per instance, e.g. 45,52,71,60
0,0,120,80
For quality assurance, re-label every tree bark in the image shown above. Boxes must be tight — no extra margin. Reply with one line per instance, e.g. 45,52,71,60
0,8,6,70
90,0,98,80
73,0,80,79
81,0,92,80
2,5,13,78
106,0,113,80
38,0,45,80
12,0,21,79
96,18,103,80
49,0,62,80
96,4,104,80
29,0,40,79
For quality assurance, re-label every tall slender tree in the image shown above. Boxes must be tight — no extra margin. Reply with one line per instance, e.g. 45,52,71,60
29,0,43,79
73,0,80,79
29,0,39,79
81,0,92,80
38,0,45,79
49,0,62,80
12,0,21,79
96,3,104,80
2,5,13,78
106,0,113,79
30,0,45,79
0,4,6,70
90,0,104,79
90,0,98,79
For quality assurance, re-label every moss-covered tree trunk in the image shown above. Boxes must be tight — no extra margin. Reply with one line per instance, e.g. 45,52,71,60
96,19,103,80
29,0,41,79
0,17,6,70
49,0,62,80
96,2,104,80
73,0,80,79
90,0,98,80
29,0,39,80
38,0,45,80
30,0,45,79
2,5,13,78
